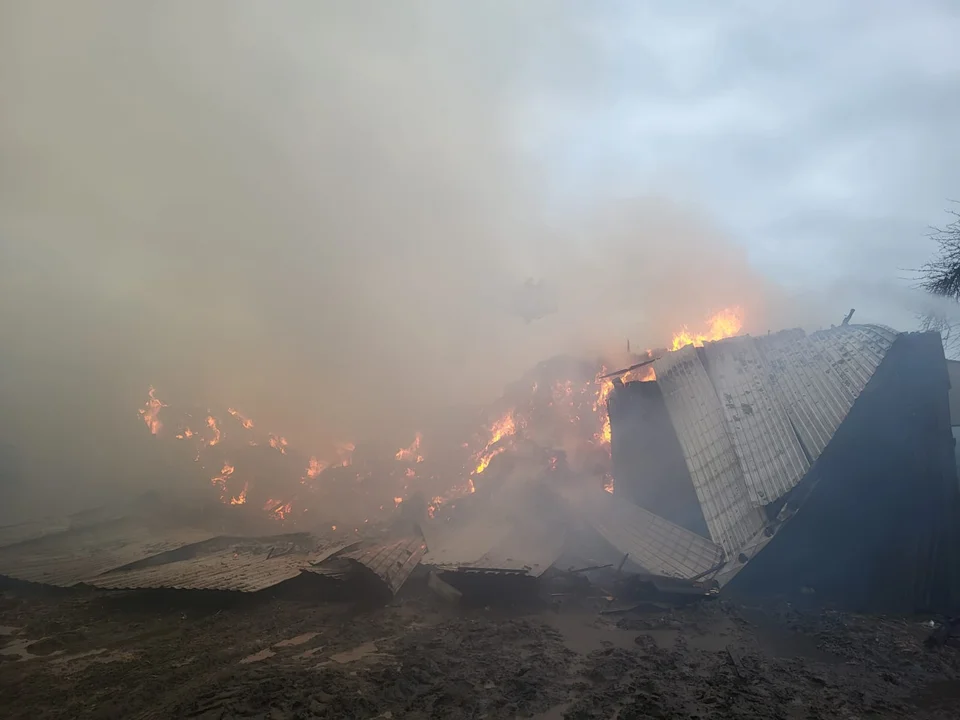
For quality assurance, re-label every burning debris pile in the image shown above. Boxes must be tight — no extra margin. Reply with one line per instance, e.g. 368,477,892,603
3,316,960,615
136,308,744,530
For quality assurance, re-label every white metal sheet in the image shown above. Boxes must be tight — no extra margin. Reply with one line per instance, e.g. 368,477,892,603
702,336,810,505
561,486,725,579
652,346,766,555
756,325,898,462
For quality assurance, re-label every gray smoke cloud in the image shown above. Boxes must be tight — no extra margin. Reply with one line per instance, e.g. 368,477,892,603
0,2,874,519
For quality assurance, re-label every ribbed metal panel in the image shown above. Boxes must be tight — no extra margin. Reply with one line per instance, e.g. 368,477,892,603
756,325,898,462
0,523,216,587
339,536,426,594
421,508,565,578
702,337,810,505
653,346,766,554
466,517,567,578
89,538,351,592
562,486,724,579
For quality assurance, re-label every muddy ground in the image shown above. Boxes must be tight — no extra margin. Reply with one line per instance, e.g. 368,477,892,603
1,576,959,719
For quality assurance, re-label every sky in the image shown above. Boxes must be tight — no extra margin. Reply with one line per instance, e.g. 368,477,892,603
513,2,960,290
1,1,958,514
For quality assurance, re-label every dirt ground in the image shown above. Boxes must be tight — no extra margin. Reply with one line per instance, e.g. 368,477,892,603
2,576,959,720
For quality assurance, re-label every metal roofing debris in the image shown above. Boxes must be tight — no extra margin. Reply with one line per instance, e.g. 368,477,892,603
644,325,900,559
0,520,216,587
560,486,724,580
653,345,766,555
338,536,427,595
88,536,352,593
455,514,567,578
421,514,565,578
702,337,810,505
420,516,512,570
755,325,898,463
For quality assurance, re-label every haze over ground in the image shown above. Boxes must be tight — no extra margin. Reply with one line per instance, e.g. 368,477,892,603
1,2,958,518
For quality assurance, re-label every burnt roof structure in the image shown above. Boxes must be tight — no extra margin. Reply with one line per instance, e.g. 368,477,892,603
608,325,960,614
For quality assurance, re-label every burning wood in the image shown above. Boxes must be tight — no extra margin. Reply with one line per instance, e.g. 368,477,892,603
135,308,746,529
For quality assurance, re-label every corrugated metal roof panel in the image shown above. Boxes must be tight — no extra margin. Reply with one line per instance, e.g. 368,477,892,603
340,536,426,594
0,521,216,587
702,337,810,505
89,537,351,592
420,516,511,569
653,346,766,554
756,325,898,462
563,486,724,579
459,516,566,578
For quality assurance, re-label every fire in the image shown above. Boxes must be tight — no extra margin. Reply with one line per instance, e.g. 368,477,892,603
395,432,424,463
488,411,517,446
139,387,166,435
470,410,519,475
137,306,748,524
593,371,614,447
227,408,254,429
268,433,288,454
475,445,506,475
211,462,235,492
206,416,221,446
262,498,292,519
671,307,743,351
230,482,248,505
306,456,326,479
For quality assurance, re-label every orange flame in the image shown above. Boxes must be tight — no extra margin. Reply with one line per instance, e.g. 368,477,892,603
211,462,235,493
474,445,506,475
593,370,614,447
395,432,424,463
268,433,288,454
671,307,743,351
306,456,326,479
488,411,517,446
139,387,166,435
227,408,254,429
206,416,221,446
394,496,403,507
230,482,248,505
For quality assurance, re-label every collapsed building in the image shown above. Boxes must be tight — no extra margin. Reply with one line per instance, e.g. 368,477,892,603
608,324,960,614
0,324,958,614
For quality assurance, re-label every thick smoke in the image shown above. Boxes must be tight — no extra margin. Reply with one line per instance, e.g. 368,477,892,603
0,3,793,519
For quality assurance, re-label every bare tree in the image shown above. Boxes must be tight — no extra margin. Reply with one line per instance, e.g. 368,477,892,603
919,205,960,356
920,207,960,299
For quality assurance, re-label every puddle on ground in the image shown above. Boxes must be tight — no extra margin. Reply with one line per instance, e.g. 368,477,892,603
239,648,276,664
275,632,318,648
296,646,324,660
329,641,387,664
0,637,53,661
544,613,637,654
